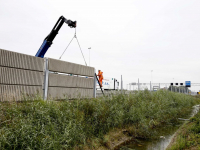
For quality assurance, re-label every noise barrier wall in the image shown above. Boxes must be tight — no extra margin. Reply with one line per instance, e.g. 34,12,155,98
0,49,95,101
0,49,44,101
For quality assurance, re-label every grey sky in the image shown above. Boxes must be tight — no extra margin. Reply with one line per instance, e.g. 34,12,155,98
1,0,200,91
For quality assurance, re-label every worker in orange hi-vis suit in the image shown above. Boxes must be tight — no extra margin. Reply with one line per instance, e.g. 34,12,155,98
97,70,103,87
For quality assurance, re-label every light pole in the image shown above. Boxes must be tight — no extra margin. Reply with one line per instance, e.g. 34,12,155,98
88,47,91,66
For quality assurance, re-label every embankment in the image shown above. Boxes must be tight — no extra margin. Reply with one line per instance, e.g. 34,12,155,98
167,103,200,150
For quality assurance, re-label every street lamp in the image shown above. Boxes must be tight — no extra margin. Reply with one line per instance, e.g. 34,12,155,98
88,47,91,66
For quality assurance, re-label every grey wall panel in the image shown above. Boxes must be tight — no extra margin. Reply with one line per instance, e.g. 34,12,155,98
48,74,77,87
76,77,94,88
48,87,93,99
48,87,75,99
0,67,43,85
48,58,94,77
0,49,44,71
48,74,94,88
0,85,42,101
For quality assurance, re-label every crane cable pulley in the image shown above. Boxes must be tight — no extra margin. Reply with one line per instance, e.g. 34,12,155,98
59,28,87,66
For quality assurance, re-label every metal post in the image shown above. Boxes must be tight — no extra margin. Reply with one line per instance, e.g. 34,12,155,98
159,83,160,90
171,85,172,92
150,81,151,91
138,78,140,91
93,69,96,98
179,87,180,93
121,75,123,92
88,47,91,66
43,58,49,100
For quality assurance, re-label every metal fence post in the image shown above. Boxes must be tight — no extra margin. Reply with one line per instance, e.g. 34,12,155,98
138,78,140,91
121,75,123,93
150,81,151,91
93,69,96,98
43,58,49,100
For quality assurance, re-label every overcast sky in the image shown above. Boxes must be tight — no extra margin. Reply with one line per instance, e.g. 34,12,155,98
1,0,200,91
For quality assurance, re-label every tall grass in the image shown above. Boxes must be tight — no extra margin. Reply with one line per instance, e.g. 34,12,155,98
0,90,199,149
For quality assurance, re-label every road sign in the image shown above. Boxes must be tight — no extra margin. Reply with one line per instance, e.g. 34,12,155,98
185,81,191,87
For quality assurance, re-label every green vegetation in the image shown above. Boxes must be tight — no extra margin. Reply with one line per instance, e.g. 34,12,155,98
167,105,200,150
0,90,199,150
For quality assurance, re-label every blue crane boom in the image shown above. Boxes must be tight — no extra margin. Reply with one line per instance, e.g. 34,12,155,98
35,16,76,58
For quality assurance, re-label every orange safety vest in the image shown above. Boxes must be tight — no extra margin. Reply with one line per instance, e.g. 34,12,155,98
97,71,103,87
98,71,103,80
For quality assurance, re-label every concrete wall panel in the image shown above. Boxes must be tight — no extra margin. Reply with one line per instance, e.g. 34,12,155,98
48,74,94,88
76,77,94,88
0,49,44,71
48,58,94,77
0,67,43,85
48,87,93,99
0,85,42,101
49,74,77,87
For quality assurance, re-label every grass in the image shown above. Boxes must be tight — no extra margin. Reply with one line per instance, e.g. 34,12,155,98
0,90,199,150
167,104,200,150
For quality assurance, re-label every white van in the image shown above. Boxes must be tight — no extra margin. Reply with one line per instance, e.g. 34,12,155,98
96,77,119,90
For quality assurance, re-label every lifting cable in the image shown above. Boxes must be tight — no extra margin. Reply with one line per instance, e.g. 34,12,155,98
59,28,87,66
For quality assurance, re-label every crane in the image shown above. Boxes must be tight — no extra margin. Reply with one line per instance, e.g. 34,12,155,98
35,16,76,58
